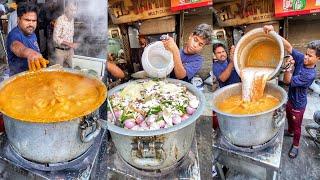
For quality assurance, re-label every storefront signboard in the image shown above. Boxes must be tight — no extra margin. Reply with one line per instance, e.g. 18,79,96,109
170,0,212,11
213,0,279,27
108,0,178,24
275,0,320,17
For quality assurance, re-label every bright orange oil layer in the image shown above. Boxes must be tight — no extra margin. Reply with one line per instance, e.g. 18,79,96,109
0,71,106,123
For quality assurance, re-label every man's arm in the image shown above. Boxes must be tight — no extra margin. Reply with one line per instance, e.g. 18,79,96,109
218,62,234,82
162,37,186,79
11,41,48,70
107,61,125,79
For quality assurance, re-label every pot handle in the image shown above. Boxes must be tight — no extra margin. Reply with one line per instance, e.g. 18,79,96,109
273,105,285,129
131,141,166,167
80,116,101,143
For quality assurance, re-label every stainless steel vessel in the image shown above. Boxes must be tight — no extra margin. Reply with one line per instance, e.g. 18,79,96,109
0,68,106,163
212,83,287,146
234,28,284,80
107,78,205,170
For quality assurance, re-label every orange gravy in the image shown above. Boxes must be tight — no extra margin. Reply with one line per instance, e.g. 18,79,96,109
246,41,280,68
0,71,106,123
217,94,279,115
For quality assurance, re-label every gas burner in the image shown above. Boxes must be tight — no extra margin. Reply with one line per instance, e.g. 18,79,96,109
95,139,201,179
219,130,280,153
0,129,107,179
5,143,94,171
116,150,191,177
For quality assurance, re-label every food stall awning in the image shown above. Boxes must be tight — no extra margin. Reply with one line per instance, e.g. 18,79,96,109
275,0,320,17
171,0,212,11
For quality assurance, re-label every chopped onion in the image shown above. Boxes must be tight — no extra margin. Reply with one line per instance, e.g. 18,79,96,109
181,114,190,121
146,115,156,125
186,106,196,115
189,99,199,109
135,115,144,124
124,119,136,129
157,120,166,128
114,110,121,119
172,115,182,125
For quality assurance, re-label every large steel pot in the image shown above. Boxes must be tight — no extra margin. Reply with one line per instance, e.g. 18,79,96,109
212,82,287,146
107,78,205,170
0,68,106,163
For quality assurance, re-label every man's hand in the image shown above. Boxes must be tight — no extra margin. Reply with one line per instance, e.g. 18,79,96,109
282,55,295,72
70,43,79,49
263,25,274,34
162,37,179,53
27,51,49,71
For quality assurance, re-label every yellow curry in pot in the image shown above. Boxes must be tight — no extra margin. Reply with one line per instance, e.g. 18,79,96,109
0,71,106,123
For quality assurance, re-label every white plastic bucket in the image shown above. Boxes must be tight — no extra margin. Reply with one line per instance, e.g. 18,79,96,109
141,41,174,78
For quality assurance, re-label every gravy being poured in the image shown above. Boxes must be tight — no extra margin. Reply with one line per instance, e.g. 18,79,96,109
217,40,281,115
0,71,106,123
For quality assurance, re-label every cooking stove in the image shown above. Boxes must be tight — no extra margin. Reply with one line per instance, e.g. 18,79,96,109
213,123,284,180
91,135,201,179
0,128,107,179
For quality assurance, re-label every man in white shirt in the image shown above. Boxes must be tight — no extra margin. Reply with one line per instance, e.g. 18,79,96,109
53,2,77,67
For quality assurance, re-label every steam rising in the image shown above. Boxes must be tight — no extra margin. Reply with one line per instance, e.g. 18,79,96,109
73,0,108,59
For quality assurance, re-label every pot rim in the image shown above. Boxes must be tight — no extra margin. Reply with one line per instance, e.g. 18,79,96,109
106,78,205,136
0,68,107,123
212,82,287,117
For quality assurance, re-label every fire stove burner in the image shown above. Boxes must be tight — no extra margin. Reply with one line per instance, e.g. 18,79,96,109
5,143,94,172
116,152,188,177
220,131,280,153
103,139,200,179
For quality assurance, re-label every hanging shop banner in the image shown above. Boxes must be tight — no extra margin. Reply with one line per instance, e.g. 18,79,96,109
170,0,212,11
108,0,178,24
213,0,278,27
275,0,320,17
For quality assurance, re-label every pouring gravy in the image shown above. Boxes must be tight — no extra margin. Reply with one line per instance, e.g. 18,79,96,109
217,41,281,115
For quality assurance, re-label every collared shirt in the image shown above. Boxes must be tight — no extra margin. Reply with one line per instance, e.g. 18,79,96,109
170,49,203,81
288,49,316,109
53,14,74,48
7,11,17,33
212,59,241,88
6,27,40,76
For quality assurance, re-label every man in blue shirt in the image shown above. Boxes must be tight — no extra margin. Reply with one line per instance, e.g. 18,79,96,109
264,25,320,158
211,43,241,129
6,3,48,76
212,43,241,88
162,24,212,82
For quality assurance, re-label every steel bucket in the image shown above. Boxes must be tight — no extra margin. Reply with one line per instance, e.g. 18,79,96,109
212,82,287,146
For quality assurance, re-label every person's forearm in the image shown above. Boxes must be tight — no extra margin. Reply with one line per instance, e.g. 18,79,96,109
107,62,125,79
11,41,38,59
219,63,234,82
283,71,292,84
281,37,293,54
172,49,186,79
61,40,73,48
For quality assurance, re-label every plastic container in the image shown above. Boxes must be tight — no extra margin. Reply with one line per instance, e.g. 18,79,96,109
141,41,174,78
